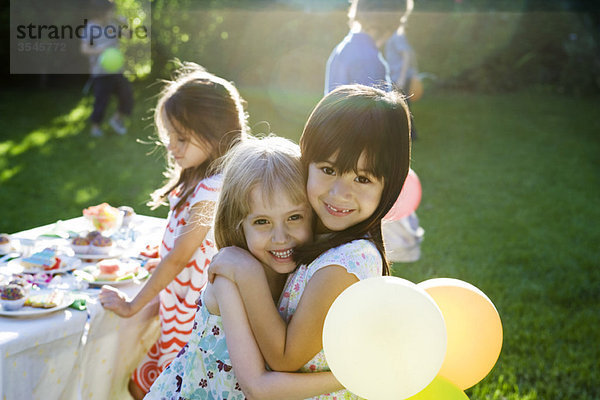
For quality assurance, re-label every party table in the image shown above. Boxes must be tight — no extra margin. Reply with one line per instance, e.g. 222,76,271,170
0,215,166,400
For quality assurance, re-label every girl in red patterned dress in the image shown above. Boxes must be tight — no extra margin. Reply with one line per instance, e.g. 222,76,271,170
99,61,247,400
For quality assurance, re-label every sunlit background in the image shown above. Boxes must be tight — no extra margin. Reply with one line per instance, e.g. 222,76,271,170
1,1,599,399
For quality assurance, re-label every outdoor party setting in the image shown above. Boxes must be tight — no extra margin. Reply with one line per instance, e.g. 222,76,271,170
1,0,599,399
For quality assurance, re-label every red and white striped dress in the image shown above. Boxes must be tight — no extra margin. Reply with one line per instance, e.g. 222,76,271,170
132,174,222,392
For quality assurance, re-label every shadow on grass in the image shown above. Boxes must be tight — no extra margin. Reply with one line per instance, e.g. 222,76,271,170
0,86,166,232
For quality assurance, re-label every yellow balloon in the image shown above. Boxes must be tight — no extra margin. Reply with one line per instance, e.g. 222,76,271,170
418,278,503,390
407,376,469,400
323,277,447,400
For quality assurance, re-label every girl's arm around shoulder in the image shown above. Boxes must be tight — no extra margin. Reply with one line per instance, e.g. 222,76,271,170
236,240,380,371
213,277,343,400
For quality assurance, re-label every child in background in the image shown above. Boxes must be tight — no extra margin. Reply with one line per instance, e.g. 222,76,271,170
209,84,412,399
326,0,424,263
324,0,399,93
146,136,343,400
81,0,133,137
99,61,247,399
385,0,420,96
384,0,422,138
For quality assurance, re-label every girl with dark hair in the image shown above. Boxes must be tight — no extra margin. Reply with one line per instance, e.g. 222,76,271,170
209,84,411,399
99,61,247,399
146,136,343,399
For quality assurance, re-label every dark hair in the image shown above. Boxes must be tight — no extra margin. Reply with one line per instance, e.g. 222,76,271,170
295,84,411,275
149,61,248,210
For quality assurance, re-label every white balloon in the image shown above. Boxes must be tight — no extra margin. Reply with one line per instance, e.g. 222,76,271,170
323,276,447,400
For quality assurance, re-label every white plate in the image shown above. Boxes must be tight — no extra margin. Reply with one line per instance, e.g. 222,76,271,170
87,268,149,286
76,262,149,286
72,248,123,260
0,291,74,318
5,256,83,275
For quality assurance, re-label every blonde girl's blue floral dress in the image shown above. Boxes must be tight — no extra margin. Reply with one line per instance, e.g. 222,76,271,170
144,289,246,400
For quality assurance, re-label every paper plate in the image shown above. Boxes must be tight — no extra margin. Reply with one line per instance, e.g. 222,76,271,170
5,256,83,275
0,290,74,318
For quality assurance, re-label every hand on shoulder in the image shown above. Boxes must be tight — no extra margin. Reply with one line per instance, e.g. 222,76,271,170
208,246,262,284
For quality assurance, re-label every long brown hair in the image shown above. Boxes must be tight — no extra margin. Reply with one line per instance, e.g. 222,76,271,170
149,61,248,210
294,84,411,275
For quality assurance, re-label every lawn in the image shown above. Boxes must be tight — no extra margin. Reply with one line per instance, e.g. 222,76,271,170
0,83,598,399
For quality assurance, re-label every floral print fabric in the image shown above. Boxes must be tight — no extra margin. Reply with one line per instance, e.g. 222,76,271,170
145,290,246,400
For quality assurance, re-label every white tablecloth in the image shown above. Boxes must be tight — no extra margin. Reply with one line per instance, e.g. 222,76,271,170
0,215,166,400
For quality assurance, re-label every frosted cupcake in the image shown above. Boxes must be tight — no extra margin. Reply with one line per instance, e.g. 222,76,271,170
71,236,90,254
90,236,113,255
86,231,102,242
1,284,26,311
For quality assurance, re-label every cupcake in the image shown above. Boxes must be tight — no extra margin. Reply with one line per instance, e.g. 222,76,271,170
1,284,26,311
0,234,11,254
90,235,113,255
71,236,90,255
9,277,32,295
86,230,102,242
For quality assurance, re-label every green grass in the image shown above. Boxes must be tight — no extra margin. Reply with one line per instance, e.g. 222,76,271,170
0,84,598,399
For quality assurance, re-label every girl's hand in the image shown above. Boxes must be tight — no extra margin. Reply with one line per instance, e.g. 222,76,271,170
99,285,134,317
144,257,160,273
208,246,262,284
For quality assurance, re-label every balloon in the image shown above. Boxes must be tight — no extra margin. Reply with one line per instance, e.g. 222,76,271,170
100,47,124,73
407,376,469,400
408,376,469,400
384,169,422,221
323,276,447,400
418,278,503,390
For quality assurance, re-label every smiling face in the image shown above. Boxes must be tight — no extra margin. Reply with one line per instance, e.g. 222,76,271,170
242,186,312,275
307,152,384,234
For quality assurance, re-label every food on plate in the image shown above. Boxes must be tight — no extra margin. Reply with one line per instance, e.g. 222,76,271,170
83,203,122,233
71,236,91,254
20,248,64,271
90,236,113,255
86,230,102,241
94,259,136,281
8,277,32,294
0,234,11,254
1,284,25,300
0,284,26,310
140,244,159,259
24,290,64,309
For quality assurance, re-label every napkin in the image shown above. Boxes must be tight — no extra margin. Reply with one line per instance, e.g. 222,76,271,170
69,296,87,311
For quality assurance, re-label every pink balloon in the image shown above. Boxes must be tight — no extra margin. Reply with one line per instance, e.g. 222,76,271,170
384,169,422,221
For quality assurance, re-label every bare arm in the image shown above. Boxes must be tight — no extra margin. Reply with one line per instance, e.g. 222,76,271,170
100,201,213,317
209,248,359,372
239,265,358,371
214,277,343,400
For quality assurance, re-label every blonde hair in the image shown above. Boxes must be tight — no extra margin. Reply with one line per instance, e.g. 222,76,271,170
213,135,307,250
149,61,248,210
